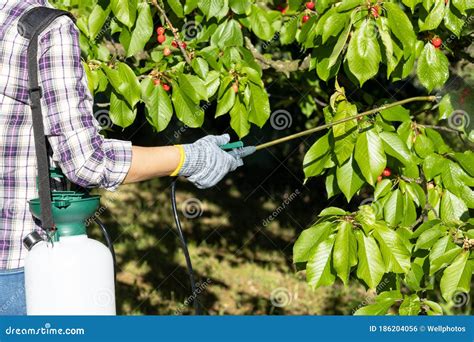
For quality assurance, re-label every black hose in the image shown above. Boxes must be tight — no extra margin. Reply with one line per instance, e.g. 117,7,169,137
94,216,117,280
171,178,202,315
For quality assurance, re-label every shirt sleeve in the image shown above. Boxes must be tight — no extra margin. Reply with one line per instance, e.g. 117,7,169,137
37,16,132,191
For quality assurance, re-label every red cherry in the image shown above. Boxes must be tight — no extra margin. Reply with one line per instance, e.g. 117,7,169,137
371,6,380,18
180,41,187,49
305,2,315,10
156,27,165,35
171,41,178,48
163,47,172,56
157,35,166,44
382,167,392,177
281,7,288,14
431,37,442,48
302,15,310,23
153,79,161,86
162,84,171,92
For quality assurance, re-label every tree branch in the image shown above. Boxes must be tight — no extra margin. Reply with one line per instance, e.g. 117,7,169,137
421,125,463,134
244,37,305,77
150,0,192,65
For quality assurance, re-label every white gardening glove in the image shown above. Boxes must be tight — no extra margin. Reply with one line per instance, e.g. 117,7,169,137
175,134,244,189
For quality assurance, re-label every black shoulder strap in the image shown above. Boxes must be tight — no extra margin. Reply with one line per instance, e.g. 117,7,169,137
18,7,75,232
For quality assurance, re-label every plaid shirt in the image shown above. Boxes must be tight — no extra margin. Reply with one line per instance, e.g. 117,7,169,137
0,0,132,270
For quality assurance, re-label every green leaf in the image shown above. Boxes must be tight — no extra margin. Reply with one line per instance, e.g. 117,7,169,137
333,222,357,285
379,132,413,165
376,17,397,77
440,190,469,222
412,220,441,238
452,0,473,14
374,222,411,273
399,294,421,315
453,151,474,177
356,231,385,289
171,81,204,127
405,263,424,291
429,236,462,275
247,83,270,128
229,0,251,14
402,0,423,12
185,0,199,14
355,130,387,186
346,19,382,86
374,179,392,200
353,298,395,315
141,78,173,132
280,17,298,45
401,192,417,227
88,4,110,40
109,92,136,128
127,3,153,57
383,189,404,226
385,2,416,51
356,205,377,234
103,63,141,107
215,77,236,118
178,73,208,103
319,207,350,217
204,71,220,98
425,300,444,315
229,95,250,138
444,5,466,36
303,133,331,179
415,225,445,251
416,43,450,92
414,134,435,159
199,0,226,18
210,19,243,48
293,222,333,263
423,153,445,180
440,251,471,301
110,0,137,28
327,20,352,68
337,0,364,12
191,58,209,79
306,236,336,289
168,0,185,17
322,11,349,43
379,105,411,122
439,94,454,120
332,101,358,165
418,0,445,31
336,155,365,202
250,5,274,41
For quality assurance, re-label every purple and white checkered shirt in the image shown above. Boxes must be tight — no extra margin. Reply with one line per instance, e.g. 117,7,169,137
0,0,132,270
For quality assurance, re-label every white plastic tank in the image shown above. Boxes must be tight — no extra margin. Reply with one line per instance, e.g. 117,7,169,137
24,234,116,315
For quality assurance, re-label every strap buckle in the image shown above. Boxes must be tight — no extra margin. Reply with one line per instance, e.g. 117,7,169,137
28,86,42,98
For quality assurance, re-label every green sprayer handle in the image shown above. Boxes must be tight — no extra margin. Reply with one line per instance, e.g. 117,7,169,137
220,141,256,159
220,141,244,150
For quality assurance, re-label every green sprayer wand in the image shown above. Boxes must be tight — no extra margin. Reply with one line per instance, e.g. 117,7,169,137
221,96,437,155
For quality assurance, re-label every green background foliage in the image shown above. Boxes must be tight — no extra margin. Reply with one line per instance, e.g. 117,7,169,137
50,0,473,315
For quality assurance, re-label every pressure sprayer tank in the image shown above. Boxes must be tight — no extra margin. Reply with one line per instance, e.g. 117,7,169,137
24,191,116,315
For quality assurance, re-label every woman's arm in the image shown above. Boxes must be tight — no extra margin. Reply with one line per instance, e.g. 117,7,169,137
123,146,181,183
